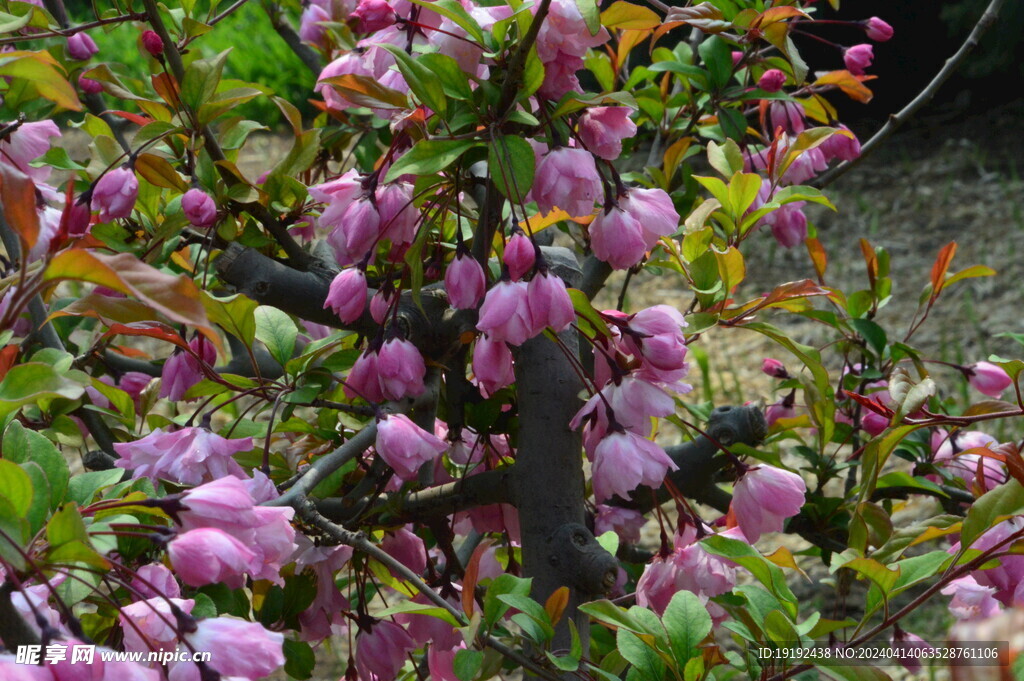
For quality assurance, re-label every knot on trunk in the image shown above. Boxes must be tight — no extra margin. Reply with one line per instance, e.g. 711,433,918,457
544,523,618,597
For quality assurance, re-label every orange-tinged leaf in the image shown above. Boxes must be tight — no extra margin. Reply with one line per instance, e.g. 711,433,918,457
617,28,651,66
152,72,182,109
545,586,570,627
135,153,188,192
102,322,189,350
42,250,221,351
806,238,827,279
0,164,40,250
321,73,408,109
657,2,729,41
462,538,494,617
860,238,877,285
0,53,81,111
813,70,874,104
908,523,961,548
601,1,660,29
715,246,745,293
753,5,808,27
930,242,958,297
764,546,808,579
0,345,19,381
48,294,171,327
107,110,154,126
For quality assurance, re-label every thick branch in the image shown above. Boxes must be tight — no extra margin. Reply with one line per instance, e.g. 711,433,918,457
813,0,1006,188
264,4,323,75
0,582,40,649
267,425,377,508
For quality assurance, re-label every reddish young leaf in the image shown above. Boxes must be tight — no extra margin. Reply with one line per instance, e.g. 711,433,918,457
859,239,877,287
107,110,155,126
101,322,189,350
0,164,40,250
0,345,19,381
461,538,494,618
930,241,958,298
842,390,893,417
813,70,875,104
544,587,570,627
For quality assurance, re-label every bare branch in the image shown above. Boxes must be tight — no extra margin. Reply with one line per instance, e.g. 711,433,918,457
264,3,323,75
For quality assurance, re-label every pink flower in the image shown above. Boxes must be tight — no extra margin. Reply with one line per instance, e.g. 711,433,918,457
428,643,466,681
589,205,648,270
503,232,536,281
67,32,98,61
120,597,194,653
300,3,331,46
356,620,416,681
250,506,298,585
890,629,934,674
477,279,533,345
758,69,786,93
377,336,427,400
767,205,807,248
159,335,216,402
539,53,584,99
328,197,381,266
184,617,285,679
178,475,257,539
967,361,1012,397
844,44,874,76
865,17,893,42
731,465,806,542
768,100,805,135
623,305,688,376
381,526,427,575
316,53,374,111
960,518,1024,605
595,505,647,544
619,187,679,245
324,268,368,323
78,74,103,94
591,430,678,501
351,0,397,32
526,270,575,334
535,0,609,61
141,29,163,56
113,427,252,485
636,527,738,616
376,181,417,245
182,188,217,228
532,147,601,218
345,349,386,403
941,576,1001,621
132,562,180,599
445,250,486,309
762,358,788,378
472,334,515,397
376,413,448,480
579,107,637,161
0,655,54,680
819,124,861,162
0,119,60,185
932,429,1005,490
167,528,256,588
310,169,362,227
92,166,138,221
371,287,395,324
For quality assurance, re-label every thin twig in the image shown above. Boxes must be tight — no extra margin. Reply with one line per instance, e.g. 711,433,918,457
814,0,1006,189
266,423,377,507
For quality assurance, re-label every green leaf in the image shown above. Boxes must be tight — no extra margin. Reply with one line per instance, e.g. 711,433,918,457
376,600,462,627
662,590,711,664
706,139,743,177
701,535,798,617
418,53,475,101
697,35,733,90
575,0,601,34
18,462,50,534
489,135,535,203
617,629,666,679
483,574,532,627
181,50,231,111
408,0,485,43
380,45,447,116
579,599,654,635
67,469,125,506
384,139,481,183
0,459,33,517
47,502,88,547
254,306,297,368
0,362,87,420
283,639,316,680
3,421,69,508
0,495,29,570
454,648,484,681
204,293,258,345
962,480,1024,547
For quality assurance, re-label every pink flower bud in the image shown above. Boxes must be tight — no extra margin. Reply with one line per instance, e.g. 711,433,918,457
380,526,427,575
444,250,486,309
477,279,533,346
844,44,873,76
178,476,257,537
345,349,385,403
375,413,448,480
65,196,92,237
578,106,637,161
768,100,805,135
356,621,417,681
768,205,807,248
377,336,427,400
132,563,180,599
327,197,380,266
967,361,1012,398
503,232,536,281
78,74,103,94
376,181,417,245
299,3,331,47
370,287,395,324
532,147,601,218
91,166,138,221
167,527,256,589
865,16,894,42
758,68,786,93
589,206,647,270
472,334,514,397
67,32,99,61
141,29,164,57
181,188,217,228
765,399,796,426
526,270,574,335
731,465,806,542
159,335,215,402
819,124,861,162
761,358,788,378
351,0,397,33
324,268,368,324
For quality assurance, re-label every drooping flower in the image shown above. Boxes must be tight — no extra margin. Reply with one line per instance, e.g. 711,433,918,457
532,147,601,218
594,505,647,544
636,525,739,616
249,506,298,585
768,204,807,248
588,205,649,270
92,166,138,221
376,181,417,245
503,232,536,281
591,429,678,502
477,279,533,345
184,616,286,679
376,336,427,400
78,74,103,94
356,620,416,681
526,270,575,334
113,427,252,485
345,348,386,403
324,268,368,324
299,2,331,46
579,107,637,160
931,429,1006,491
941,576,1001,621
375,413,448,480
159,335,216,402
181,188,217,228
316,52,374,111
844,44,874,75
381,526,427,575
768,100,805,135
351,0,397,33
730,465,806,542
966,361,1012,397
327,196,381,266
66,32,99,61
177,475,257,539
472,334,515,397
167,528,256,589
132,562,180,600
120,597,194,653
819,125,862,162
445,249,486,309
